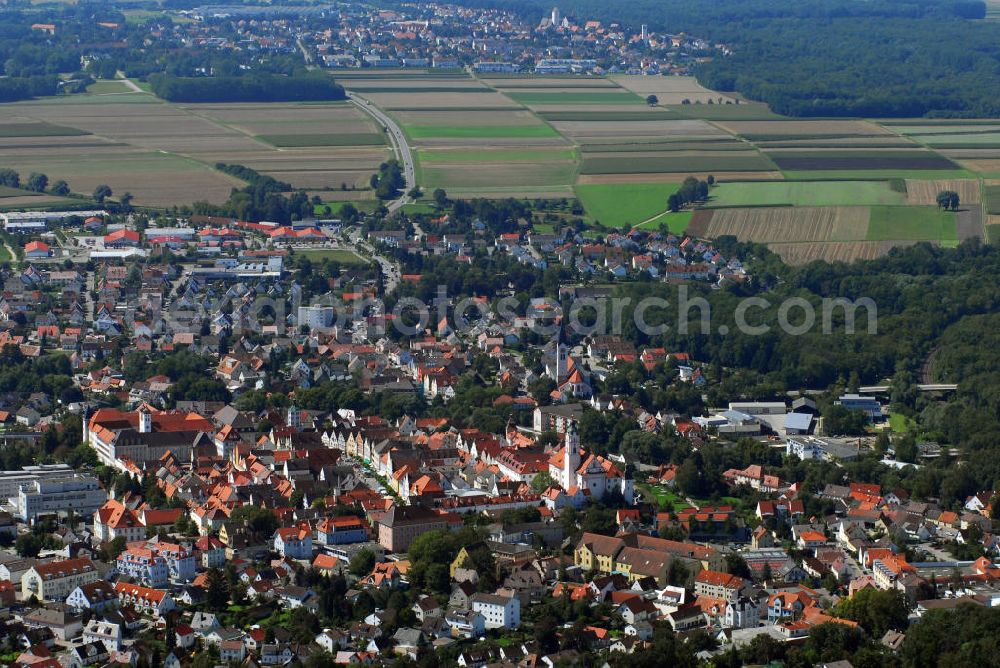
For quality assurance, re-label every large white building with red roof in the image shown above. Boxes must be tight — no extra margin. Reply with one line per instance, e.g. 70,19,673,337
547,421,633,503
87,405,214,468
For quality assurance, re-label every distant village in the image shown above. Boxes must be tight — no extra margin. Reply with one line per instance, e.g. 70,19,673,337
165,2,724,76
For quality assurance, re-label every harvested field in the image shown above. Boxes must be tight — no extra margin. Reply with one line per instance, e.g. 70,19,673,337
986,186,1000,214
484,77,620,88
956,207,985,241
904,179,981,206
360,91,519,109
685,209,715,237
580,141,748,153
666,104,785,121
610,75,735,104
957,159,1000,174
538,110,679,121
0,121,89,137
260,169,375,189
410,136,569,148
577,171,783,184
405,125,559,139
418,148,576,163
553,118,728,138
889,124,1000,135
0,145,244,206
0,194,76,208
755,136,916,148
580,153,776,174
716,120,892,138
700,207,872,242
344,78,486,91
771,241,916,265
506,91,644,106
421,162,578,189
769,153,958,171
256,133,386,147
938,149,1000,158
392,109,540,126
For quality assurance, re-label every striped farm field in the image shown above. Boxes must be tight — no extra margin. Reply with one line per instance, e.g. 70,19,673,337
692,206,872,243
506,91,645,106
666,103,786,121
770,241,913,265
0,121,90,137
418,148,576,163
985,185,1000,214
904,179,981,206
257,133,386,147
405,124,560,139
716,119,893,138
580,153,776,175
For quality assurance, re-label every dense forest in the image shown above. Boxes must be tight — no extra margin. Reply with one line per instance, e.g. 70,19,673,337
148,72,346,103
449,0,1000,117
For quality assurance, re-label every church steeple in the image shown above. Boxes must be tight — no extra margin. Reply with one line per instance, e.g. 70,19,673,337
563,420,580,490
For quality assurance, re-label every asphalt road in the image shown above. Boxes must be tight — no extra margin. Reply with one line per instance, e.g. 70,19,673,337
346,92,416,213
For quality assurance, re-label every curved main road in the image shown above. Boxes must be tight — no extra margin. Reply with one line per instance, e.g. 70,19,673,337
347,92,416,213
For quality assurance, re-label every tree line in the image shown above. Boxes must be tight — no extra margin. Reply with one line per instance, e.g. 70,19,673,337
148,72,346,103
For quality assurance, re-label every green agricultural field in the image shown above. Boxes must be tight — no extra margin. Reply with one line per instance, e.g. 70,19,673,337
914,132,1000,145
575,183,684,226
635,210,693,234
405,125,560,139
398,201,439,216
0,185,33,198
866,206,958,242
889,413,917,433
293,249,369,265
987,224,1000,244
418,148,576,163
707,180,907,207
256,133,386,147
0,122,90,137
313,200,380,216
506,91,644,105
985,185,1000,214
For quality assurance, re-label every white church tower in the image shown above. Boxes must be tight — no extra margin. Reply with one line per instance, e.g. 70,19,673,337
138,405,152,433
562,420,580,490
